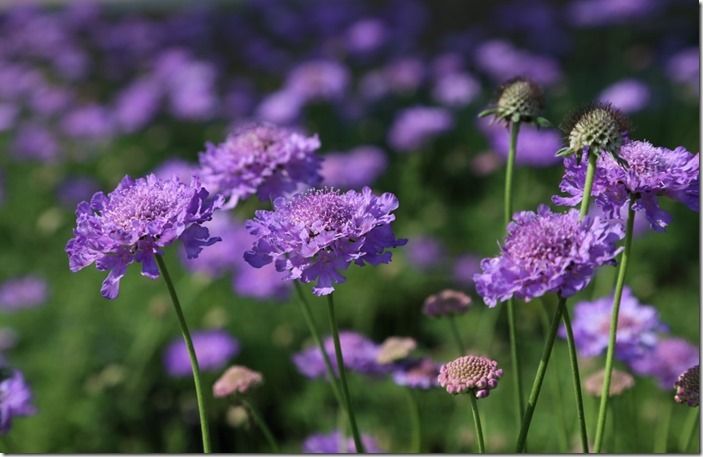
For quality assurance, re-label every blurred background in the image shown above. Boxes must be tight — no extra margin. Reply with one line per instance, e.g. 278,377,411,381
0,0,698,452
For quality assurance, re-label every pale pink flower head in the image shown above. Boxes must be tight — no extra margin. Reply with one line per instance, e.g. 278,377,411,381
213,365,263,398
438,355,503,398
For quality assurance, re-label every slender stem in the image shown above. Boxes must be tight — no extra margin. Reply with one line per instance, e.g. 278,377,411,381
654,401,673,452
579,152,598,218
593,202,635,452
515,296,564,452
505,121,525,430
293,281,345,408
681,407,700,452
448,315,466,354
155,255,211,453
404,389,422,453
469,394,486,453
560,301,589,453
326,294,365,453
241,399,279,453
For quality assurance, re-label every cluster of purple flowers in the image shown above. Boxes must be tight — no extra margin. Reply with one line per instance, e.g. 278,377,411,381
163,329,240,378
0,276,48,312
302,429,383,453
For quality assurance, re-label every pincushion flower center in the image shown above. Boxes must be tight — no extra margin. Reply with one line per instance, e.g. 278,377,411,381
288,191,354,234
507,221,577,269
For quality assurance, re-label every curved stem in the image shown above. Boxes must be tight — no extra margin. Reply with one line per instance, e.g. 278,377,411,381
326,294,365,453
505,121,525,429
448,315,466,355
579,152,598,218
293,281,345,408
241,398,279,453
469,394,486,453
593,202,635,452
155,254,211,453
404,389,422,453
680,407,699,452
515,296,564,452
560,302,589,452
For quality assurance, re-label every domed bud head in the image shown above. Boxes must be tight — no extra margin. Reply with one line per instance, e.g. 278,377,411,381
423,289,472,318
437,355,503,398
584,368,635,397
674,364,699,407
212,365,263,398
479,77,548,126
557,104,630,165
376,337,417,364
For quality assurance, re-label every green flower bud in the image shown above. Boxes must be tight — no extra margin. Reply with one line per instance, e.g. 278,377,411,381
556,104,629,165
479,77,549,126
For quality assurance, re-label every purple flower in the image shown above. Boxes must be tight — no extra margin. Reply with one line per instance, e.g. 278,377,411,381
563,287,666,361
0,369,36,434
598,79,650,113
61,104,115,140
438,355,503,398
382,57,426,94
153,159,200,184
423,290,472,318
244,187,406,296
406,236,444,270
285,60,349,102
164,329,240,377
12,124,59,162
629,338,699,389
432,72,480,108
474,205,623,306
452,254,481,286
345,18,387,55
321,146,388,189
388,106,454,152
567,0,660,27
154,50,218,121
553,141,699,231
478,117,562,167
303,430,382,453
392,358,441,389
57,177,100,208
113,77,162,133
198,123,322,208
65,174,221,299
0,276,48,311
256,90,304,124
293,330,387,378
474,39,561,86
667,47,699,94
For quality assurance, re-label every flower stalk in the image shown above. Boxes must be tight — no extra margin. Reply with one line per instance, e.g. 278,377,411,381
469,394,486,453
240,398,280,453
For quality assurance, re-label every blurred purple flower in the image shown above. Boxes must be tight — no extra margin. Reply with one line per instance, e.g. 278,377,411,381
392,357,441,389
432,72,480,108
164,329,240,377
153,159,200,184
12,124,60,162
61,104,115,140
598,79,650,113
388,106,453,152
285,60,349,102
57,177,100,208
0,104,17,132
321,146,387,189
567,0,660,27
406,236,444,270
0,276,48,311
0,369,36,434
667,47,699,94
256,89,304,124
345,18,386,55
382,57,425,94
303,430,382,453
474,39,561,86
478,117,562,167
113,78,162,133
452,254,481,286
629,337,699,389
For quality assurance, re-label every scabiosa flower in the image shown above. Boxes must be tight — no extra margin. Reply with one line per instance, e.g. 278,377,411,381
432,72,480,108
423,289,472,318
474,40,562,87
0,369,36,434
244,187,406,296
630,338,699,389
285,60,350,102
164,329,240,377
0,276,48,311
302,430,382,453
567,0,660,27
406,236,444,270
479,77,547,125
198,123,322,209
393,358,441,389
65,174,221,299
321,146,388,190
61,104,115,140
555,104,629,165
376,337,417,364
452,254,481,286
293,331,387,378
438,355,503,398
584,368,635,397
674,365,699,407
666,47,699,94
213,365,263,398
474,205,623,306
598,79,650,114
564,287,666,361
554,140,699,231
388,106,453,152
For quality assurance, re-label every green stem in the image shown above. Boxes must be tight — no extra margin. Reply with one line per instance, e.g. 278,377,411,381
505,121,525,430
448,315,466,354
241,399,279,453
326,294,365,453
593,201,635,452
155,255,211,453
560,301,589,453
579,152,598,218
469,394,486,453
654,401,673,452
680,407,699,452
404,389,422,453
515,296,564,452
293,281,345,409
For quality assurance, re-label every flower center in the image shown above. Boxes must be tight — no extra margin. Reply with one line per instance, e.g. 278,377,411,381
287,189,354,233
505,215,579,270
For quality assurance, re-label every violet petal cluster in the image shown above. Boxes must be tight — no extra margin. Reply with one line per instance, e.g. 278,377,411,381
320,146,388,190
392,358,441,390
423,289,472,318
629,337,699,389
387,106,453,152
198,123,322,208
244,187,406,296
0,276,48,311
302,430,382,453
564,287,666,361
438,355,503,398
0,369,36,434
554,141,699,231
65,174,221,299
474,205,623,306
163,329,240,378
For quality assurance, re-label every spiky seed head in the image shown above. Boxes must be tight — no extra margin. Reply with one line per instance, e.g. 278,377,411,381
674,364,699,407
479,77,548,126
557,104,629,165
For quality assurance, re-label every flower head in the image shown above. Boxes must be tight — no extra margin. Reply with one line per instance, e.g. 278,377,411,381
556,104,629,165
65,174,221,299
213,365,263,398
629,338,699,389
321,146,388,190
480,77,546,125
564,287,666,361
198,123,322,208
423,289,472,318
598,79,650,114
244,187,406,296
554,140,699,231
388,106,453,152
302,430,382,453
674,365,699,407
474,205,623,306
376,337,417,364
293,330,387,378
0,276,48,311
438,355,503,398
0,369,36,434
164,329,240,377
392,358,441,390
584,368,635,397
